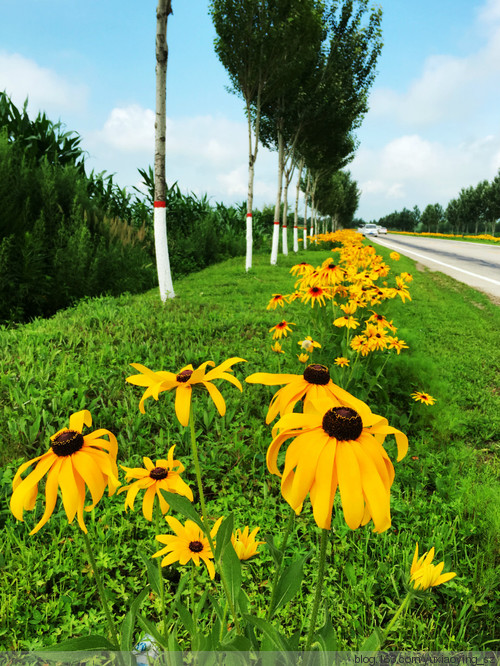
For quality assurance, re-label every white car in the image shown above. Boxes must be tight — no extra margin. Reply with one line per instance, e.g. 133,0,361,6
376,225,388,234
358,223,379,237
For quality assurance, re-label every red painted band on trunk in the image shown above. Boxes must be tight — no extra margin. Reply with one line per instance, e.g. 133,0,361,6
282,225,287,228
294,226,298,228
154,201,166,208
246,213,252,217
274,221,280,225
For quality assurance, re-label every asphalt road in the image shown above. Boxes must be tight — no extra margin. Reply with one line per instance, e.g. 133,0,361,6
370,234,500,302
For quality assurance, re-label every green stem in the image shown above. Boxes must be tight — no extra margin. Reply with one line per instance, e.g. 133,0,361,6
383,592,413,637
266,507,295,620
154,501,168,639
305,528,329,650
365,353,390,398
188,409,242,634
344,351,361,391
82,530,120,648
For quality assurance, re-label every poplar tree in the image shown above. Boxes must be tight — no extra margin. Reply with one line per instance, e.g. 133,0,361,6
154,0,175,300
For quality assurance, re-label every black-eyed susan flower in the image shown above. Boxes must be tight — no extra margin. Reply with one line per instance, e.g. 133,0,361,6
300,286,331,308
297,353,310,363
153,516,223,579
411,391,436,405
290,262,313,277
246,364,372,424
231,526,264,560
271,341,285,354
269,321,295,339
298,336,321,353
266,294,285,310
410,543,456,590
334,357,350,367
118,446,193,521
333,315,359,330
10,410,119,535
267,400,408,532
126,357,246,426
387,337,409,354
390,252,400,261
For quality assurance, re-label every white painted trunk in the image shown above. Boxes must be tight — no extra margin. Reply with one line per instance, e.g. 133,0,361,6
281,180,288,256
154,205,175,299
245,214,253,272
270,131,284,266
303,226,307,248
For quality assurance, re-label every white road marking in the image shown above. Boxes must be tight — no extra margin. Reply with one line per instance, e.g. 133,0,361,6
374,238,500,287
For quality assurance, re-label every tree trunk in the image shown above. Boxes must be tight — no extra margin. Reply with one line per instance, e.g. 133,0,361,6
293,158,304,252
270,128,284,265
154,0,175,301
303,171,310,249
245,88,261,272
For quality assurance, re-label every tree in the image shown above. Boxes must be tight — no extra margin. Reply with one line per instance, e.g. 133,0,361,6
154,0,175,301
419,203,444,234
211,0,282,271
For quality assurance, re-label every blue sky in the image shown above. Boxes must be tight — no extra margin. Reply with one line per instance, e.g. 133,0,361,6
1,0,500,220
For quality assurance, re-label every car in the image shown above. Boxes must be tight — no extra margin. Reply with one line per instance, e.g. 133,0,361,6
376,225,388,234
358,223,379,237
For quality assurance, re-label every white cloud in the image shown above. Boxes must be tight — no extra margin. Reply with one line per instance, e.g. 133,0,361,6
0,51,88,117
87,105,280,206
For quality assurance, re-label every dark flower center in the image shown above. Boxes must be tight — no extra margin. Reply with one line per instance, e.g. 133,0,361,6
51,429,84,457
189,540,203,553
176,369,193,383
150,466,169,480
303,364,330,385
322,407,363,441
311,287,321,293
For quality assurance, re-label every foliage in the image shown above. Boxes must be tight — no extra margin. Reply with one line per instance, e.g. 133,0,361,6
1,246,499,652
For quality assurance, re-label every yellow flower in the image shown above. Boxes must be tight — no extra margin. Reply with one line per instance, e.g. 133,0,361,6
269,321,295,339
387,337,409,354
333,315,359,329
246,364,372,424
153,516,223,579
390,252,400,261
266,294,285,310
10,410,119,535
231,526,264,560
411,391,436,405
410,543,456,590
334,357,350,367
118,446,193,521
300,286,332,308
126,357,246,426
297,353,310,363
268,400,408,532
271,341,285,354
290,262,313,276
298,336,321,352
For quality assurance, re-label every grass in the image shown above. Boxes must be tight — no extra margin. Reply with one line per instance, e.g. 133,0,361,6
1,246,499,651
387,231,500,245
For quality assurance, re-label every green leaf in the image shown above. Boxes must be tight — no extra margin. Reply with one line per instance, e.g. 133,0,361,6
219,541,242,612
214,512,235,560
243,613,292,655
138,548,161,597
37,634,117,652
359,626,385,651
136,613,168,650
270,552,310,617
159,491,205,531
264,534,283,565
345,562,357,587
120,588,149,651
221,634,253,651
176,600,195,635
312,610,338,651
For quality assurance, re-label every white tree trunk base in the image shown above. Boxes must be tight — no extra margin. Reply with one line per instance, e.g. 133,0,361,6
246,213,253,271
293,226,298,252
282,225,288,256
271,222,280,265
154,204,175,301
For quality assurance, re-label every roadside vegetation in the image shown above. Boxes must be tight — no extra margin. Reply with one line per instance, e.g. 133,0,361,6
1,237,498,652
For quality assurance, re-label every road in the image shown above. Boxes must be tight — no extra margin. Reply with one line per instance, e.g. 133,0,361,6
371,234,500,302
